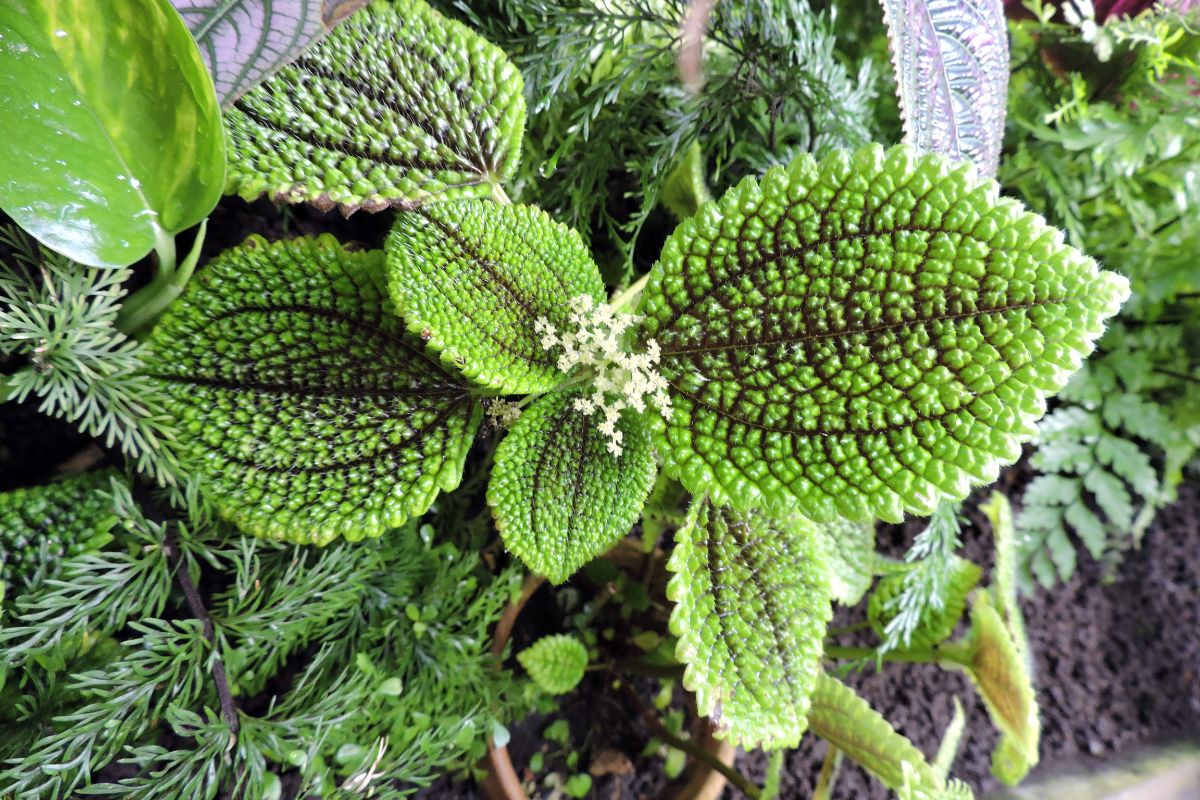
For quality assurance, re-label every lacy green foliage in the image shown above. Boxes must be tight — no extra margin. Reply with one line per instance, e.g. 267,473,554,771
1017,321,1200,587
807,672,945,794
141,235,480,544
666,497,832,749
1001,12,1200,585
517,634,589,694
224,0,525,213
963,593,1039,785
639,144,1129,522
488,391,656,583
450,0,876,260
874,503,965,652
879,0,1008,176
0,226,180,484
0,470,118,599
815,516,877,606
0,494,519,799
388,200,605,393
870,555,981,650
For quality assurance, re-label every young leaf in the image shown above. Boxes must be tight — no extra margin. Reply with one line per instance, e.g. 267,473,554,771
488,391,656,583
816,516,877,605
666,497,832,749
388,201,605,394
224,0,525,214
980,491,1029,665
0,0,225,267
173,0,370,108
517,634,589,695
639,144,1129,523
963,593,1040,785
0,470,119,598
808,671,944,793
879,0,1009,176
142,235,480,544
869,556,981,648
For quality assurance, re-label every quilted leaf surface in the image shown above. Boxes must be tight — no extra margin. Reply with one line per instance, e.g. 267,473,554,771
639,145,1129,523
224,0,524,213
666,497,832,749
143,235,480,544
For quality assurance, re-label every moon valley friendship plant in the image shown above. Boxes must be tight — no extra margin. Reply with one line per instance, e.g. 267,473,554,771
0,0,1148,797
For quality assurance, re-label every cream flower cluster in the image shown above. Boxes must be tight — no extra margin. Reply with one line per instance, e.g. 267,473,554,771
535,294,671,457
485,399,523,430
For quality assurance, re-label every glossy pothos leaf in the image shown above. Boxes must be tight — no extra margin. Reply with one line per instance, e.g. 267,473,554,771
389,201,605,394
225,0,524,213
964,592,1039,785
879,0,1009,176
489,391,656,584
174,0,369,108
143,235,479,544
816,516,877,605
808,672,945,794
639,144,1129,524
0,0,225,267
666,497,832,749
517,634,589,695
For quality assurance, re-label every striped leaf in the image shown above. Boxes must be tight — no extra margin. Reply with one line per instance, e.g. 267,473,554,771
173,0,370,108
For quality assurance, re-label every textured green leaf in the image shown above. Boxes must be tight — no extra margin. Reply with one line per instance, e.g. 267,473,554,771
639,144,1129,522
666,497,832,749
808,671,943,793
142,235,479,544
488,391,656,583
816,516,877,605
0,0,225,267
964,593,1040,785
388,200,606,394
980,492,1028,666
173,0,370,108
0,470,119,598
869,556,981,648
517,634,589,695
224,0,524,214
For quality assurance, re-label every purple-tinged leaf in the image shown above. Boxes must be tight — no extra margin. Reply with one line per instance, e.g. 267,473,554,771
880,0,1010,176
172,0,369,108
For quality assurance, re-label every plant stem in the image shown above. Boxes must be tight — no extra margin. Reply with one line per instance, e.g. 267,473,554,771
609,271,650,312
812,745,843,800
823,643,973,668
622,683,761,799
492,182,512,205
116,221,207,336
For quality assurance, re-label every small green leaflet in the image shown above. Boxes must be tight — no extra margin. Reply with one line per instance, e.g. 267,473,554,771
517,634,589,695
808,672,945,794
816,516,877,605
964,592,1040,785
142,235,480,544
224,0,525,213
868,556,981,648
489,391,656,584
389,201,606,394
666,497,832,749
639,144,1129,523
980,491,1029,666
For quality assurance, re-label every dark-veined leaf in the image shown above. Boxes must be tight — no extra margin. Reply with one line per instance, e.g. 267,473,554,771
639,144,1129,523
224,0,525,213
879,0,1009,176
964,592,1039,784
808,671,944,793
173,0,369,108
142,235,480,544
666,497,832,749
388,200,606,394
488,391,656,583
0,0,225,267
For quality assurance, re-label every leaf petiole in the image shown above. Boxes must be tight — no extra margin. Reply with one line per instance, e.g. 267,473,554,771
117,221,207,336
